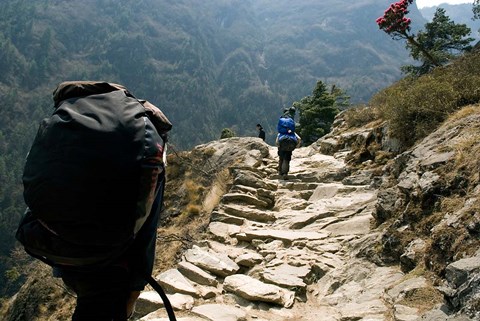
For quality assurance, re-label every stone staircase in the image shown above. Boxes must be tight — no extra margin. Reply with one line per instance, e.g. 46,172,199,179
133,146,427,321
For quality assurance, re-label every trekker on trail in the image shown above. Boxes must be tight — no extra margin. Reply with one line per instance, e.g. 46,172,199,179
16,81,175,321
276,109,301,180
256,123,266,141
276,131,301,180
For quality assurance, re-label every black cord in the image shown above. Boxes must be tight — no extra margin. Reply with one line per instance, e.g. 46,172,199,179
145,274,177,321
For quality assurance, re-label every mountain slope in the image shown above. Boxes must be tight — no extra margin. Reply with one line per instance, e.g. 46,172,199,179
0,0,421,147
0,0,423,298
5,104,480,320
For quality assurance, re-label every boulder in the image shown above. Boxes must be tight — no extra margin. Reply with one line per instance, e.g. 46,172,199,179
445,255,480,289
400,239,426,272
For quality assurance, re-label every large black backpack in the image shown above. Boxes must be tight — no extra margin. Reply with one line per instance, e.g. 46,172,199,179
16,81,176,319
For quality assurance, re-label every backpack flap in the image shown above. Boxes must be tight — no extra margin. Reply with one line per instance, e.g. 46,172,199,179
278,134,298,152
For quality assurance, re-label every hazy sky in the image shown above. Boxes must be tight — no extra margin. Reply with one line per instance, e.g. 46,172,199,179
416,0,472,8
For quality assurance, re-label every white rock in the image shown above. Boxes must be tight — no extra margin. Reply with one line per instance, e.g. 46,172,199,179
192,304,247,321
184,246,240,277
261,263,310,289
208,221,241,242
177,260,218,287
155,269,198,297
237,229,329,243
235,252,264,267
223,274,295,308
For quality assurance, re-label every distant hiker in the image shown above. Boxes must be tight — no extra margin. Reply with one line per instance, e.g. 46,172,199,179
282,106,296,119
276,116,301,179
256,123,266,141
16,81,176,321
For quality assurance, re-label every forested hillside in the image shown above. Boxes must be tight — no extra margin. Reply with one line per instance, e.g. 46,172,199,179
0,0,424,298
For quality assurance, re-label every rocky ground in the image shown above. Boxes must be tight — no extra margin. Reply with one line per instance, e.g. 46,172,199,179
131,119,480,321
4,109,479,321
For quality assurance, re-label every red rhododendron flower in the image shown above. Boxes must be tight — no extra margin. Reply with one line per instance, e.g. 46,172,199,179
376,0,413,36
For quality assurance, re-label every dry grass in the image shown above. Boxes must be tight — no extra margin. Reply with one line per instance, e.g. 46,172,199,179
2,264,76,321
343,105,380,128
154,149,233,275
447,105,479,123
398,287,444,313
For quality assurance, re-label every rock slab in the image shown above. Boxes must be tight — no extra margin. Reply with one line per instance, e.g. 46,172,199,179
223,274,295,308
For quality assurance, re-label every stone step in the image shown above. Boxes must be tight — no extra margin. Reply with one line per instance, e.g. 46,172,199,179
155,269,199,297
221,192,270,209
288,210,335,229
236,228,330,245
211,211,245,225
274,196,311,211
223,274,295,308
177,261,218,287
139,312,204,321
323,213,373,236
304,192,376,213
222,204,276,223
207,222,241,243
136,291,194,314
229,185,275,208
184,246,240,277
230,165,270,180
234,252,264,267
308,183,373,202
260,263,311,290
232,170,277,191
282,182,321,192
192,304,247,321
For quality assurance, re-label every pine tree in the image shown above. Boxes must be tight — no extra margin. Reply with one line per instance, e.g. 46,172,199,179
296,81,347,146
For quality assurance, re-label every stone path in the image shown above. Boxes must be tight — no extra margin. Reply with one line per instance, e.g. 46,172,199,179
134,145,430,321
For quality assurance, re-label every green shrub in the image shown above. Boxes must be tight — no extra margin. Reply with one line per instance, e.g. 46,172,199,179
343,104,379,128
220,128,235,139
370,51,480,149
